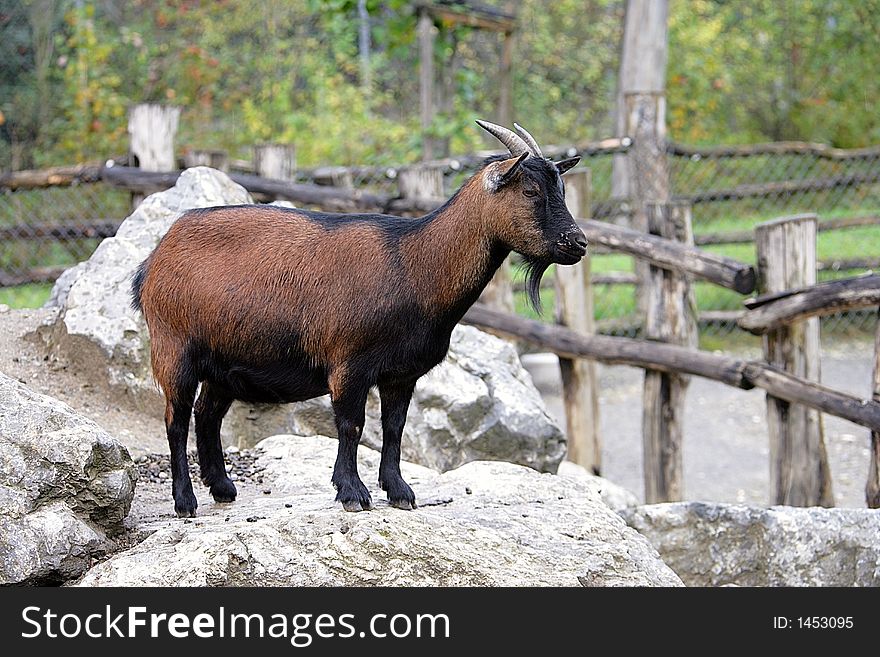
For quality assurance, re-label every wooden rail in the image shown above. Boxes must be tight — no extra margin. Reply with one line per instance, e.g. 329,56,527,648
0,221,120,242
100,166,395,213
0,265,67,287
668,141,880,160
578,219,757,293
0,164,103,191
739,274,880,334
679,171,880,204
461,303,880,432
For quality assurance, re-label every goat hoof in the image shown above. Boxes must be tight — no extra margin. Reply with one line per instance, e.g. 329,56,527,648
342,500,370,512
173,489,198,517
381,477,416,510
210,478,238,503
174,503,197,518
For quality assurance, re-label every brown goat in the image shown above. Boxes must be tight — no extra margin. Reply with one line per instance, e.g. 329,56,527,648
132,121,586,516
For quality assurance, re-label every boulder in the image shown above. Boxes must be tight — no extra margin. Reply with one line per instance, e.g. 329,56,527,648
227,326,566,473
40,168,565,473
622,502,880,586
557,461,640,512
76,435,680,587
0,373,136,584
43,167,253,400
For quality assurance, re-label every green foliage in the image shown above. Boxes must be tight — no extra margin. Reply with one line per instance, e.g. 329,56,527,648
668,0,880,146
49,3,129,162
0,282,51,309
2,0,880,170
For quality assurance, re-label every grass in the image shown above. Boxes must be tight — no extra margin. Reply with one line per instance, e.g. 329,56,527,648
0,282,52,308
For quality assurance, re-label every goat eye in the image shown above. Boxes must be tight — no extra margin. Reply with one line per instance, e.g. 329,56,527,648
523,189,539,198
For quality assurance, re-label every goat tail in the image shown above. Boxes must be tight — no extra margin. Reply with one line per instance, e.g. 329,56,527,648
130,257,150,313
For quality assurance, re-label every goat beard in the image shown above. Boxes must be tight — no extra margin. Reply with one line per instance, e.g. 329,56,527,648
522,256,551,314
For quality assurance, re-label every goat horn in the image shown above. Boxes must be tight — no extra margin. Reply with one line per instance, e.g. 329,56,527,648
513,122,544,158
475,119,531,157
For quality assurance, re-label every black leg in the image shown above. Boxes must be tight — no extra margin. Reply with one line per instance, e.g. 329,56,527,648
165,376,198,518
378,380,417,510
194,382,236,503
330,381,372,512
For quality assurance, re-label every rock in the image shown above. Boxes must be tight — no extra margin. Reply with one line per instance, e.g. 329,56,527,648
41,167,253,401
622,502,880,586
76,435,680,587
0,373,137,584
557,461,639,512
226,326,566,473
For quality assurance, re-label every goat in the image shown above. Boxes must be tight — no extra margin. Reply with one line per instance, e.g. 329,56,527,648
131,121,586,516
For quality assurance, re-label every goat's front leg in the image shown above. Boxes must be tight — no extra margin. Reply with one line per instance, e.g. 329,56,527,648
378,380,417,510
330,379,372,512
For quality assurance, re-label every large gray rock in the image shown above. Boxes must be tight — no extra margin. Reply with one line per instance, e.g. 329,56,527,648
227,326,566,473
43,167,253,399
0,372,136,584
557,461,639,512
622,502,880,586
76,435,680,587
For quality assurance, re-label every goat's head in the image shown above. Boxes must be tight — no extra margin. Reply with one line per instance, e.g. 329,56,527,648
476,120,587,310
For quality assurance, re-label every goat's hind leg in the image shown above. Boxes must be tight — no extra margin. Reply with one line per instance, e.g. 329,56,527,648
378,380,417,510
163,373,199,518
194,382,236,503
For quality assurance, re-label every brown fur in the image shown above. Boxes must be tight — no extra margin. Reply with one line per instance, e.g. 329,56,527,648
140,206,401,391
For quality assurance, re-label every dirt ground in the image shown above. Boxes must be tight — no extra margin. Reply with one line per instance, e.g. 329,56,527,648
1,306,875,518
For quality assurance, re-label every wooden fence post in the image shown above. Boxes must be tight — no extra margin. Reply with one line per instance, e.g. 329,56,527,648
397,165,444,201
128,103,180,171
624,91,670,323
756,214,834,507
128,103,180,208
254,144,296,180
868,308,880,508
555,168,601,473
184,149,229,172
313,166,355,190
612,0,669,205
642,200,696,502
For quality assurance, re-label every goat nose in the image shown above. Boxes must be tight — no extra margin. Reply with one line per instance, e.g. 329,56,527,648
571,231,588,249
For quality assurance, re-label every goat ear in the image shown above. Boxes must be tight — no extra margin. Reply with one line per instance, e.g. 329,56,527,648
485,152,528,192
555,156,581,176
